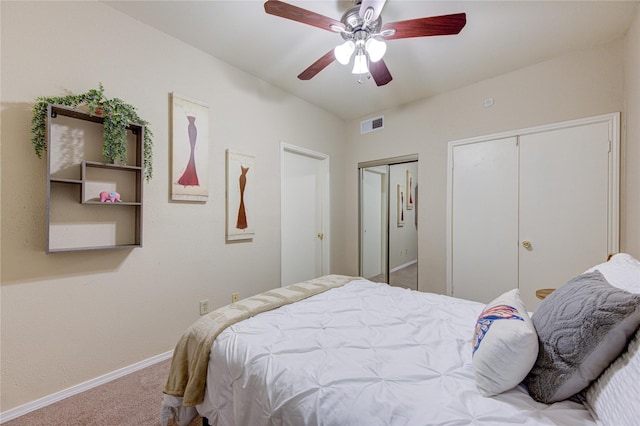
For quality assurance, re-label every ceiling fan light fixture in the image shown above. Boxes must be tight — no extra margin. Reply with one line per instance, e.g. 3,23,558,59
352,52,369,74
334,40,355,65
365,38,386,62
264,0,467,85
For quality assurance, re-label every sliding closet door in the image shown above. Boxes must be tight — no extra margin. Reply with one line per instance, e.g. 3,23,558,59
359,155,418,290
361,166,388,280
388,162,418,290
518,122,611,308
450,137,519,303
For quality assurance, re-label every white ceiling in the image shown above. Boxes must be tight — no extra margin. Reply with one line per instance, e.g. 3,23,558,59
105,1,638,120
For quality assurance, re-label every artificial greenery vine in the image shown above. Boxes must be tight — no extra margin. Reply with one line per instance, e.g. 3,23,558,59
31,83,154,181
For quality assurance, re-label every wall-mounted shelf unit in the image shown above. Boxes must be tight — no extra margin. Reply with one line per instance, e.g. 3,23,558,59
46,104,144,253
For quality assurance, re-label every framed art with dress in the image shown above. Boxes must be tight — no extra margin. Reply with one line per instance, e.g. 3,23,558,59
226,149,255,241
171,93,209,202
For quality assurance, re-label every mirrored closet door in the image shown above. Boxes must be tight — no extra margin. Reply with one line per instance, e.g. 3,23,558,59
359,155,418,290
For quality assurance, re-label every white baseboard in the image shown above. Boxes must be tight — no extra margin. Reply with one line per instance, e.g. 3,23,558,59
390,259,417,273
0,350,173,424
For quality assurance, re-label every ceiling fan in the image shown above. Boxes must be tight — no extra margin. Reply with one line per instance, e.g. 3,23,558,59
264,0,466,86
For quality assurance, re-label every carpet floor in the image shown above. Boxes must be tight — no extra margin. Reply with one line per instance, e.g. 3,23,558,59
369,262,418,290
3,359,201,426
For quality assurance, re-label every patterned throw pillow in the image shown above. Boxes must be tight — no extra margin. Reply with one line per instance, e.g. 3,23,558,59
472,289,538,396
524,271,640,403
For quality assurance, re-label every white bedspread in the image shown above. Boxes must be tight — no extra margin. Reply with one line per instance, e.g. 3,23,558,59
197,279,596,425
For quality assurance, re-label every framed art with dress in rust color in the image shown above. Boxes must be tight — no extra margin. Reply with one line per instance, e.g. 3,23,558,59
406,169,414,210
226,149,255,241
397,184,405,227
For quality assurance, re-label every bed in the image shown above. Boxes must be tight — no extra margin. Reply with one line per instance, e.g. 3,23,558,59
161,254,640,426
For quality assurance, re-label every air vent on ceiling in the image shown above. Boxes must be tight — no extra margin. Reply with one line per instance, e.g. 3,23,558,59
361,115,384,134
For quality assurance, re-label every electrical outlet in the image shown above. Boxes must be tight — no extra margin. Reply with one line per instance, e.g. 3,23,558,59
231,293,239,303
199,299,209,316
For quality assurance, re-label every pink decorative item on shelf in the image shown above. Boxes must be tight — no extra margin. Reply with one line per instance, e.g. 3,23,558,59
99,191,121,203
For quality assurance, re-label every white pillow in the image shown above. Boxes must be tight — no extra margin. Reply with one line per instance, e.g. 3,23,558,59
472,289,538,396
585,328,640,425
583,253,640,424
585,253,640,294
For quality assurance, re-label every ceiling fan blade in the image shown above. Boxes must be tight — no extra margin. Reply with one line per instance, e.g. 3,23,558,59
298,50,336,80
382,13,466,40
359,0,387,22
264,0,344,32
369,59,393,86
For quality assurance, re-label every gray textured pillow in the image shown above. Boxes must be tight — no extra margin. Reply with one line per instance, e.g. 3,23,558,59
524,271,640,403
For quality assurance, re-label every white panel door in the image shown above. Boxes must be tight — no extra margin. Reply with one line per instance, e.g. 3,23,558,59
281,145,329,286
518,122,611,309
451,137,519,303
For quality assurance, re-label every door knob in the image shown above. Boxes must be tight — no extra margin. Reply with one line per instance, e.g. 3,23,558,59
522,240,532,249
317,232,324,240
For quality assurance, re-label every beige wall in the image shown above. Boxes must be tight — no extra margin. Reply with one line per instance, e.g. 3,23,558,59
344,39,634,295
623,4,640,256
0,1,347,411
